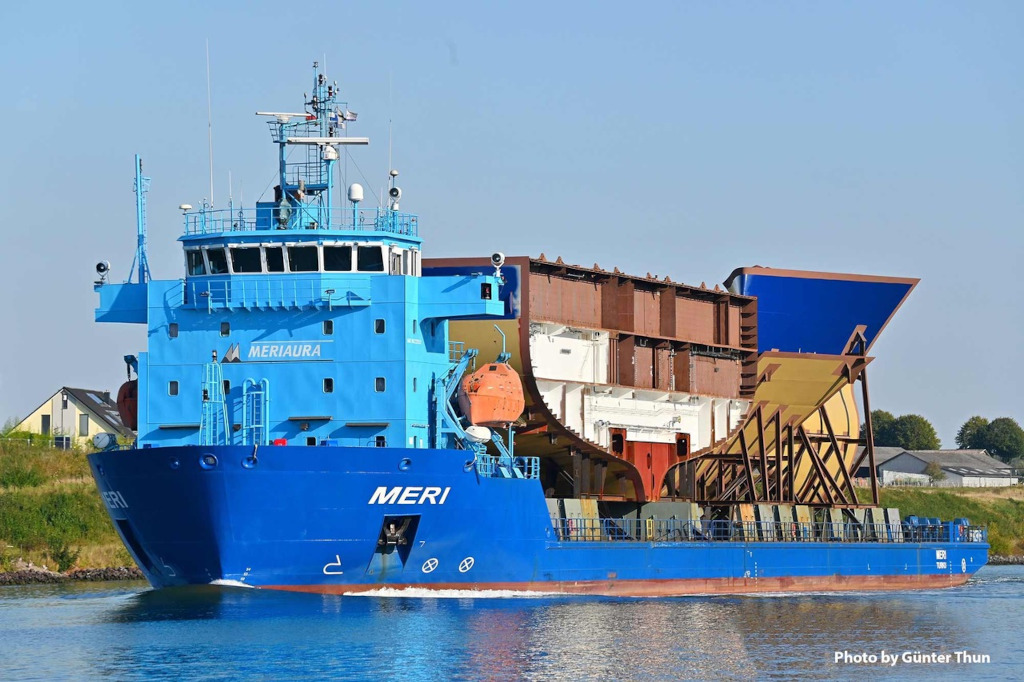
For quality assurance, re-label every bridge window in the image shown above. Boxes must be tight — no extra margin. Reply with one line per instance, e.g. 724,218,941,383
323,246,353,272
206,248,229,274
374,319,385,334
357,245,384,272
323,320,333,335
306,436,317,446
265,247,285,272
375,436,386,447
186,250,206,276
220,322,230,337
168,381,179,396
375,377,386,392
169,323,178,338
288,246,319,272
230,247,262,273
323,378,334,393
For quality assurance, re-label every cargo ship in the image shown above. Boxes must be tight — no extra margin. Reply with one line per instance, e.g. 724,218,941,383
87,63,987,595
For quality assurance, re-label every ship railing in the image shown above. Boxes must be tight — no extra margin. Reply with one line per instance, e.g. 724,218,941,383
182,207,418,236
476,453,541,480
448,341,467,365
181,276,370,311
549,517,989,544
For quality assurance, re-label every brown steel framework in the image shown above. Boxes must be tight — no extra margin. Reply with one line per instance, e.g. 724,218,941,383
683,329,880,507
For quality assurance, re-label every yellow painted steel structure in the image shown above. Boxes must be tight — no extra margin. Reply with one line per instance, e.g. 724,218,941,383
685,351,869,505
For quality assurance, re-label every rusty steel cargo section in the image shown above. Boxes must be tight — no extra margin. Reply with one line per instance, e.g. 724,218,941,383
427,255,758,502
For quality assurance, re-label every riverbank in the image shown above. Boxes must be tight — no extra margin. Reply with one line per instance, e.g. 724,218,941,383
0,565,144,586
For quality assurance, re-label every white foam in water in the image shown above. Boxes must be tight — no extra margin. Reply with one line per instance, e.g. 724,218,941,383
343,586,565,599
209,579,255,588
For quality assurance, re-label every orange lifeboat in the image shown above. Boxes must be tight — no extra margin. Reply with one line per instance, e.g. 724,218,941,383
457,363,525,427
117,379,138,431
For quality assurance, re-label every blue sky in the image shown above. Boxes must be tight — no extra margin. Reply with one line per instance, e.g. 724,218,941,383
0,1,1020,445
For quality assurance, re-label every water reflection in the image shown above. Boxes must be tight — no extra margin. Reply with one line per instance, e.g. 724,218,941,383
1,569,1020,681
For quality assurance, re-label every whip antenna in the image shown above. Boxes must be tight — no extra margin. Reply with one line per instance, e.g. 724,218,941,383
206,39,214,206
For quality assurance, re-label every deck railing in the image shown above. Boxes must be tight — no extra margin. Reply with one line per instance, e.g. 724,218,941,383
476,454,541,480
181,276,370,311
549,517,988,545
182,207,418,236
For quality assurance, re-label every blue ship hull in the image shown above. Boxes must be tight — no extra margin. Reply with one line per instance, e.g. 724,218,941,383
89,445,988,596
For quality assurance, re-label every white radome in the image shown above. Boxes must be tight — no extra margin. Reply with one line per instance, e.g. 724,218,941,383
464,426,492,443
348,183,364,203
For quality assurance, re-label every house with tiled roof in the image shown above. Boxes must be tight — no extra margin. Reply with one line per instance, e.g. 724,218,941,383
12,387,132,447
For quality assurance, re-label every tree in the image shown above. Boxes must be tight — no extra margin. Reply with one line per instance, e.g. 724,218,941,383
875,414,941,450
955,416,989,449
975,417,1024,463
1,417,19,436
924,461,946,482
863,410,895,440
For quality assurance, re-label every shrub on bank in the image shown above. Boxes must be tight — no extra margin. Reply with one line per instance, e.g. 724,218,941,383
0,486,114,552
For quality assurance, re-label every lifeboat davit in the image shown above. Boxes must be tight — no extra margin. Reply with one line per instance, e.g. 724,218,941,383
457,363,525,428
116,379,138,431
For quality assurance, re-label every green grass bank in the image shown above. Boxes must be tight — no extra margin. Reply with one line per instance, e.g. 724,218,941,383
0,440,129,572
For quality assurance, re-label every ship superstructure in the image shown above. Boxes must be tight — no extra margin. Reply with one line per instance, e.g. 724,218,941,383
87,63,988,595
97,63,509,459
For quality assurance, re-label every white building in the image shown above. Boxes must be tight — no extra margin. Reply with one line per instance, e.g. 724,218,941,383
878,449,1018,488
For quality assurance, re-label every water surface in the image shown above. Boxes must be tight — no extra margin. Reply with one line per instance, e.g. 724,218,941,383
1,566,1022,680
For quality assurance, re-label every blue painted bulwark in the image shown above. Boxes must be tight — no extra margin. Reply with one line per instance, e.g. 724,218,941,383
88,64,984,595
724,267,918,354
